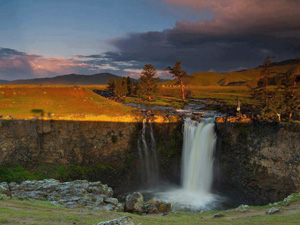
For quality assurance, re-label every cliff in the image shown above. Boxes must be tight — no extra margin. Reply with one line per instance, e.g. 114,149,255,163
215,121,300,205
1,118,299,205
0,119,182,194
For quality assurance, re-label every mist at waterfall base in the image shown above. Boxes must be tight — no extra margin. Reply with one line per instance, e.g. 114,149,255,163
137,118,226,212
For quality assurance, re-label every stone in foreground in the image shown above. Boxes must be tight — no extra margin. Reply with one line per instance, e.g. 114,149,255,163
266,207,280,215
124,192,144,214
144,199,172,214
3,179,119,211
95,216,135,225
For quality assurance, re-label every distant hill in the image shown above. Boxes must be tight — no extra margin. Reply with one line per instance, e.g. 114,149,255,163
0,80,8,84
160,58,299,87
5,73,123,85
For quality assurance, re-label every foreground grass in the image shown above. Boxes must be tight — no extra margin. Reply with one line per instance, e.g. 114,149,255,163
0,197,299,225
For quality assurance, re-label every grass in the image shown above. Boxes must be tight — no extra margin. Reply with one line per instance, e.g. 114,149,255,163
159,85,256,105
0,85,137,121
0,196,299,225
160,63,296,87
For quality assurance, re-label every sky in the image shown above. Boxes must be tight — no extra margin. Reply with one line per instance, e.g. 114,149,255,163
0,0,300,80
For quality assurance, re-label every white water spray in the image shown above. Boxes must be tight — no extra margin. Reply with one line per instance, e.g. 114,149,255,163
182,118,216,194
138,119,159,187
155,118,218,211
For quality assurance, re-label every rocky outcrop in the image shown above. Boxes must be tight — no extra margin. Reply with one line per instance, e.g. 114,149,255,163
215,121,300,205
124,192,172,215
0,119,182,194
0,179,123,211
94,216,135,225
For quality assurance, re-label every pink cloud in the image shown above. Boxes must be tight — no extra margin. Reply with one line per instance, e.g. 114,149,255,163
163,0,300,34
0,48,104,80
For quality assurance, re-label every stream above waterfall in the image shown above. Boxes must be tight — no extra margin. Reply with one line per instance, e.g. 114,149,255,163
125,100,224,118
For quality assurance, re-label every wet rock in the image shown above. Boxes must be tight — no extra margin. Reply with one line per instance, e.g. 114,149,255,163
142,199,172,214
125,192,144,214
94,216,135,225
266,207,280,215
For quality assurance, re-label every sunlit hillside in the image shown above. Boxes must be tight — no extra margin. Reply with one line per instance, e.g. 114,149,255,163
0,85,136,120
160,59,298,87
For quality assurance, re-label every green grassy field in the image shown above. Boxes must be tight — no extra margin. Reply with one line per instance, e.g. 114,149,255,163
0,85,136,120
160,63,296,88
0,196,299,225
159,85,257,105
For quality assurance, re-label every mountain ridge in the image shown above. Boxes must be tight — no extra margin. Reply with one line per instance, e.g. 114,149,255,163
5,73,122,85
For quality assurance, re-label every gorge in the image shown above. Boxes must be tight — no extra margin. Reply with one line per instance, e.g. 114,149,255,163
0,116,299,211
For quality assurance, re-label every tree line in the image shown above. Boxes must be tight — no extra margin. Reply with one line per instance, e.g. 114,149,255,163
250,57,300,121
107,62,189,102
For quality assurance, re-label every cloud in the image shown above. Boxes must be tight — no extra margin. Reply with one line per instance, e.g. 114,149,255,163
101,0,300,73
123,68,171,79
0,48,125,80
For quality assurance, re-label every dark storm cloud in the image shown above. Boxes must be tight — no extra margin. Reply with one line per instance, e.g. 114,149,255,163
100,0,300,73
0,48,26,57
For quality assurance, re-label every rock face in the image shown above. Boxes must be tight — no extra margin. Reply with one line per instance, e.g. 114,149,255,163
1,179,122,211
95,216,135,225
124,192,144,214
0,120,136,166
0,120,182,194
215,121,300,205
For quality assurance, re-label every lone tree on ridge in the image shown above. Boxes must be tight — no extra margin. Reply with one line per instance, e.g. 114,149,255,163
165,62,189,101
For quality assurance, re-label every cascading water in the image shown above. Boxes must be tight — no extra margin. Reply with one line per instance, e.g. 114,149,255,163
155,117,219,211
182,118,216,194
138,119,159,187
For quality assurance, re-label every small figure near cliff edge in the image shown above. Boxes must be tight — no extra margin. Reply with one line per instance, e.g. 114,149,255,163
237,99,241,115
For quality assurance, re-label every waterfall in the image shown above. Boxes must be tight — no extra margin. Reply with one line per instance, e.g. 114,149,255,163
182,118,216,194
154,117,219,211
138,119,159,187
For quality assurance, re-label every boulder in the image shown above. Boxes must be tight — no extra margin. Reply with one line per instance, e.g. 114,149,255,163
95,216,135,225
144,199,171,214
235,204,249,212
0,182,11,198
124,192,144,214
266,207,280,215
104,197,119,206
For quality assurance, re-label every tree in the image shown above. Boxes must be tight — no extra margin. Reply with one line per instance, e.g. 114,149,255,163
251,56,272,106
114,77,128,98
126,76,133,96
256,57,300,121
107,78,116,92
165,62,189,101
137,64,159,101
276,57,300,120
